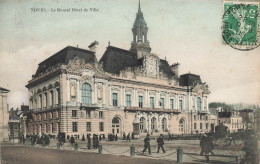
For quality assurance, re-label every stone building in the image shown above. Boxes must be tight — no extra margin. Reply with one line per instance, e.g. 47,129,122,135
217,108,244,132
0,87,10,142
24,1,215,137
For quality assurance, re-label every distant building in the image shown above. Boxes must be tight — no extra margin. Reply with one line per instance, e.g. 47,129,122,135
239,109,256,130
24,1,216,137
0,87,10,142
217,107,244,132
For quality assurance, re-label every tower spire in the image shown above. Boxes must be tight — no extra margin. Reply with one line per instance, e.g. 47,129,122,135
130,0,151,58
138,0,141,12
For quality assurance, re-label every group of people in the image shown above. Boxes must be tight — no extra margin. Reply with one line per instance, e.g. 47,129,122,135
142,134,166,155
29,133,50,145
108,133,118,141
122,132,135,142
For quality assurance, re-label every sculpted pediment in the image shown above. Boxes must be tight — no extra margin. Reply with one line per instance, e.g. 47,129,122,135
192,82,210,94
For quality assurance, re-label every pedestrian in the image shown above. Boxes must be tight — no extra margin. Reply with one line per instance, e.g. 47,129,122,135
131,132,135,140
168,132,171,141
70,135,75,146
102,134,105,140
200,134,214,155
93,134,96,149
171,134,174,141
143,134,151,154
123,132,126,140
115,134,118,141
126,133,130,142
157,134,166,153
87,135,91,149
82,134,85,141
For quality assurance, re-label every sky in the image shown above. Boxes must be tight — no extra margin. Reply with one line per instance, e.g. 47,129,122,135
0,0,259,109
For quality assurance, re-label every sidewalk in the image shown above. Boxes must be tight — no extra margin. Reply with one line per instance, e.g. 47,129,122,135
3,138,244,164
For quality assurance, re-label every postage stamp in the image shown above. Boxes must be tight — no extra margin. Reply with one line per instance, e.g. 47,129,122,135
222,0,260,50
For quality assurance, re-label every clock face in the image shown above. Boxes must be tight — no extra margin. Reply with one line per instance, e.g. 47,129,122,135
146,58,157,77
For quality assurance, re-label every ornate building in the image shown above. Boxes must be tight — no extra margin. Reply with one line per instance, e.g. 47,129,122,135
25,2,216,137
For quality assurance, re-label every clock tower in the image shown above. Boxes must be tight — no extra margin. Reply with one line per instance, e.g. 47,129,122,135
130,0,151,59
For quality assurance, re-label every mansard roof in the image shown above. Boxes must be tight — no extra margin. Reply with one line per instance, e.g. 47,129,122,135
159,59,176,79
179,73,202,86
99,46,177,79
35,46,97,77
99,46,142,74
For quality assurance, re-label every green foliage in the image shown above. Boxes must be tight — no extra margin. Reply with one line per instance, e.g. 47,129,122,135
209,102,232,109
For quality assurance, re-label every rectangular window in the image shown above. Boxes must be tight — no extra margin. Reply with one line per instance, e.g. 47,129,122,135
194,115,196,120
39,94,42,108
112,93,118,106
72,110,77,117
86,122,91,132
44,92,48,107
50,91,54,106
72,122,78,132
179,100,183,110
99,111,103,118
138,96,143,108
86,110,91,118
160,98,165,108
51,123,54,133
194,123,197,130
150,97,154,108
206,123,208,129
200,123,202,129
170,99,174,109
99,122,104,131
126,94,131,107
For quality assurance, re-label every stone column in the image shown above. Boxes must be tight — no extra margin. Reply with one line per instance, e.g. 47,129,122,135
66,78,70,102
77,80,80,103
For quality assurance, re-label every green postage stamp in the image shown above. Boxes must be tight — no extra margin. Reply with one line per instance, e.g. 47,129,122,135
222,0,260,50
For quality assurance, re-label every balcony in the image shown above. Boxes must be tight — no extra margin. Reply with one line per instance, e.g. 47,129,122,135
80,103,100,110
125,106,181,113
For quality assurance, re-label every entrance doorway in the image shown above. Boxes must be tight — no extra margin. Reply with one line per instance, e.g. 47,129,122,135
112,117,121,136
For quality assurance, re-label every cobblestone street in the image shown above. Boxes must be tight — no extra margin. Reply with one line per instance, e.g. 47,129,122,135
1,137,254,164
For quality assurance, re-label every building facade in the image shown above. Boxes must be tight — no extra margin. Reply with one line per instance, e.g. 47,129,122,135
217,108,244,132
25,2,216,137
0,87,10,142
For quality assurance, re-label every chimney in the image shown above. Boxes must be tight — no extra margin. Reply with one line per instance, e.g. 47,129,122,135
170,62,180,77
88,41,99,52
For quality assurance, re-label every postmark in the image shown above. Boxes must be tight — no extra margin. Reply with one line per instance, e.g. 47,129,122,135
222,0,260,51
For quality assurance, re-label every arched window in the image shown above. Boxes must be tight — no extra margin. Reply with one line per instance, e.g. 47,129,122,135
82,83,92,104
112,117,120,124
179,118,185,133
151,117,156,130
140,117,145,132
197,97,201,111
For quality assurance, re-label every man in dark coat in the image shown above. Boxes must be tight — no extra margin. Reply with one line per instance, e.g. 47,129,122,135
87,135,91,149
93,134,96,149
157,134,166,153
126,133,130,142
200,134,214,155
123,132,126,140
70,135,75,146
143,134,151,154
131,132,135,140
